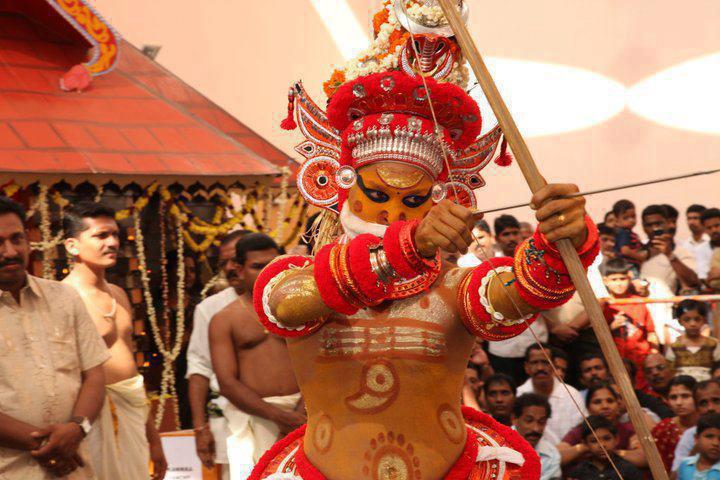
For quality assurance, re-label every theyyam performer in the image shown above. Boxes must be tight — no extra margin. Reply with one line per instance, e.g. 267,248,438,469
249,1,599,479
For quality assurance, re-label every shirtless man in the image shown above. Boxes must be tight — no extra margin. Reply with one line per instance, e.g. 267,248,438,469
209,233,304,478
187,229,249,478
62,201,167,480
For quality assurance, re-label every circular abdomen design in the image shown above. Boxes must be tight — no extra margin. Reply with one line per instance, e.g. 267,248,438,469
345,360,400,414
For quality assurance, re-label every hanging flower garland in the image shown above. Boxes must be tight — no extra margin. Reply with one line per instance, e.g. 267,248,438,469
272,167,291,239
158,201,172,351
134,210,186,429
35,185,55,279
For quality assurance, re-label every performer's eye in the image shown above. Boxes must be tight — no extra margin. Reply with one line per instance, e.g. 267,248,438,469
365,189,390,203
402,187,432,208
357,175,389,203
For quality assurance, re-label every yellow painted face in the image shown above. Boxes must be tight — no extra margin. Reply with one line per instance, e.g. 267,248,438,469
346,163,434,225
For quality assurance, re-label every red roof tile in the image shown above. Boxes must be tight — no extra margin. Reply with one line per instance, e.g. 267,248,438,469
0,4,290,183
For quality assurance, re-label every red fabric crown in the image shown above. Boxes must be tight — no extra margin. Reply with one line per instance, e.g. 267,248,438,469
327,71,482,151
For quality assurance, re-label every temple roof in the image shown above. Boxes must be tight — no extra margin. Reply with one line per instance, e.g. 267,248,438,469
0,0,291,186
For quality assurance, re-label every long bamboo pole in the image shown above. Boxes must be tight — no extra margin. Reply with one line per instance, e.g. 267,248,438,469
436,1,669,478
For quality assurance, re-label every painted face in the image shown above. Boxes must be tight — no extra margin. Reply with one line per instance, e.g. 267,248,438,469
346,163,434,225
65,216,120,268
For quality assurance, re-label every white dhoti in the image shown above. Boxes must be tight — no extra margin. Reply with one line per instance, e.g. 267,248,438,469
86,374,150,480
225,393,302,480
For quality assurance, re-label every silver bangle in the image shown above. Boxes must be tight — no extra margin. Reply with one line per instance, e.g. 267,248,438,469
369,245,397,284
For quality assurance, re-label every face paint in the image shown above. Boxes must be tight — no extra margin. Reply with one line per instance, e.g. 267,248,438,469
347,163,434,226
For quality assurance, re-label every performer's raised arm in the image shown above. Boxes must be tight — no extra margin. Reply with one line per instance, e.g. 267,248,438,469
452,184,599,340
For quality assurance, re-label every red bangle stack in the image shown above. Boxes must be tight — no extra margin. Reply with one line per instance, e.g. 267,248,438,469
513,215,600,310
457,258,539,341
313,234,388,315
383,220,440,279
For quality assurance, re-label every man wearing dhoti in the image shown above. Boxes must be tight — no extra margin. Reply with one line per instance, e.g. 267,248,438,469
63,202,167,480
209,233,305,479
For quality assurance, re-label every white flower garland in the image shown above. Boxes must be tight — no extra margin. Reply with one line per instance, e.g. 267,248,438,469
34,185,56,279
134,211,186,429
405,2,445,27
272,167,291,241
336,1,469,90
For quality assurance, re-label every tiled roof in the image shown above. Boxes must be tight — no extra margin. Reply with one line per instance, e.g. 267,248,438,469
0,6,290,184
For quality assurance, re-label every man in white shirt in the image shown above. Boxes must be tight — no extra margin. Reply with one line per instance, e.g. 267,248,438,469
186,231,247,479
516,344,587,442
512,393,561,480
680,204,712,280
641,205,700,345
456,220,494,268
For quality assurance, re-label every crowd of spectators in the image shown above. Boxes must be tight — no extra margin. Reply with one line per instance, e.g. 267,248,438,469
460,202,720,479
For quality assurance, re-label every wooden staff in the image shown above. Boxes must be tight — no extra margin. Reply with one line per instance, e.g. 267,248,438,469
436,1,669,478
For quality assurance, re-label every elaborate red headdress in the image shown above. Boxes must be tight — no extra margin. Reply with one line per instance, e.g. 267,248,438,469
283,70,509,213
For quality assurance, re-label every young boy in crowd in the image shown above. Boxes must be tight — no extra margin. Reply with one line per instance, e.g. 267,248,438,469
603,258,658,389
566,415,642,480
677,413,720,479
667,300,720,381
612,199,648,277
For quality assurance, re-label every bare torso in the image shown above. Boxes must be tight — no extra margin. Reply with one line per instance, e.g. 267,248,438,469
292,267,475,480
225,297,299,397
64,278,138,385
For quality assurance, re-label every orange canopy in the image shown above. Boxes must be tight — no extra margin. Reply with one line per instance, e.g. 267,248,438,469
0,0,291,186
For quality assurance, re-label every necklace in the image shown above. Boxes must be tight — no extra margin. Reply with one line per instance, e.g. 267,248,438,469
83,292,118,322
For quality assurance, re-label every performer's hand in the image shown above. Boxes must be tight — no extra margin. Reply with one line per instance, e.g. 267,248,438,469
531,183,587,248
272,409,306,435
30,423,83,463
415,200,476,257
150,436,168,480
194,424,216,469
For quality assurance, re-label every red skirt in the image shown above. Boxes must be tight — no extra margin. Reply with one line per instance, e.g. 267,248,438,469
248,407,540,480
